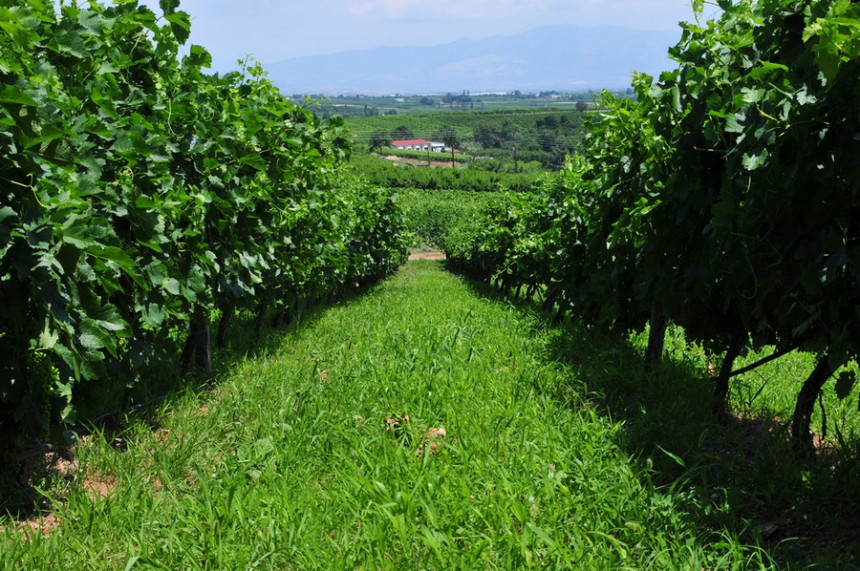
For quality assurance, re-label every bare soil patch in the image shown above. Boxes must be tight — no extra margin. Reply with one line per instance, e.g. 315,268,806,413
409,250,447,261
379,155,461,169
15,513,60,538
2,441,121,539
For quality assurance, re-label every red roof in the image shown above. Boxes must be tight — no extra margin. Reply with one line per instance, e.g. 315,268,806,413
392,139,431,146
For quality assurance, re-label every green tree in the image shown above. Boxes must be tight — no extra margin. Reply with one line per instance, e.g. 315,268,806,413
368,130,392,151
390,125,414,141
434,126,459,149
436,126,460,168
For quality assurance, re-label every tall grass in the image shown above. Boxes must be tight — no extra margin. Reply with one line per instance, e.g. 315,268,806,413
0,262,776,569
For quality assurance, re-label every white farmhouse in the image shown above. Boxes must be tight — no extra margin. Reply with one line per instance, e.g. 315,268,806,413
392,139,445,153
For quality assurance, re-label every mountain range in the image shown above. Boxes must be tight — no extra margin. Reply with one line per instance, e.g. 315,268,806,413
265,24,682,95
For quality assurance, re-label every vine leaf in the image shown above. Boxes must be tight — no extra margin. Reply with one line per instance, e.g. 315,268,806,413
742,150,769,171
39,322,59,350
159,0,181,15
0,85,38,106
165,11,191,44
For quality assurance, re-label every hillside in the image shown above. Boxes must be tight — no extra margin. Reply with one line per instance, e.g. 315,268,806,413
266,24,680,95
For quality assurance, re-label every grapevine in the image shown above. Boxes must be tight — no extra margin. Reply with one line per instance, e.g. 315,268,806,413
446,0,860,452
0,0,407,449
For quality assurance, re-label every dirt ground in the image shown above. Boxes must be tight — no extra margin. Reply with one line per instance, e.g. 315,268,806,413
381,155,461,169
408,250,447,261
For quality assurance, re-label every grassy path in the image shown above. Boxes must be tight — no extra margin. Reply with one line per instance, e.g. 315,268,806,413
2,262,767,569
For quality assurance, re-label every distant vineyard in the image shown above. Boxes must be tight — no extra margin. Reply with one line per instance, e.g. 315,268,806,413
349,154,543,193
346,109,587,170
398,189,506,248
0,0,407,448
312,93,598,118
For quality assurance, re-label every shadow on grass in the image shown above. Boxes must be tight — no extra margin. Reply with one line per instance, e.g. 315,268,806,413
453,267,860,569
0,277,388,522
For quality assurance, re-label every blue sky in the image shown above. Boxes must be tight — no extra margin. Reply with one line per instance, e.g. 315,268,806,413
143,0,705,72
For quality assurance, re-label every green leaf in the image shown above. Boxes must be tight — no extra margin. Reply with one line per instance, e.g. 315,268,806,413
85,246,142,288
124,556,141,571
164,278,182,295
238,152,267,171
78,333,104,351
187,44,212,68
53,343,80,380
741,88,765,104
165,11,191,44
726,113,746,134
742,150,769,171
135,195,157,209
0,206,16,225
39,322,59,350
97,61,120,75
81,314,124,357
86,245,134,269
0,85,37,106
657,445,686,469
62,218,98,250
796,87,818,106
92,304,130,334
142,302,167,329
159,0,181,14
23,125,66,150
77,9,104,36
748,60,789,80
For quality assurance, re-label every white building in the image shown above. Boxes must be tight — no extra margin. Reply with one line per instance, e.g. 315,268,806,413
391,139,445,153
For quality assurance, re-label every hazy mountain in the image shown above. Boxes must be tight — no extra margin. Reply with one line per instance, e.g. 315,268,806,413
265,24,681,95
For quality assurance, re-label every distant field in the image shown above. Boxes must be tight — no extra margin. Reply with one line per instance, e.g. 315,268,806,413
344,108,587,171
345,108,585,140
302,92,614,119
349,153,545,193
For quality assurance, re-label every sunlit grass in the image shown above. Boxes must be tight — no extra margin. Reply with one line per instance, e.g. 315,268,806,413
2,262,774,569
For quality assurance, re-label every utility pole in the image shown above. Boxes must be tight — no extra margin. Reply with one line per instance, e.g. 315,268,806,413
512,129,519,174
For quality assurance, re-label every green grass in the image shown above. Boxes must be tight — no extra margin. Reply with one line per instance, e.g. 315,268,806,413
725,347,860,445
311,94,600,119
344,109,584,149
1,262,777,570
508,310,860,569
